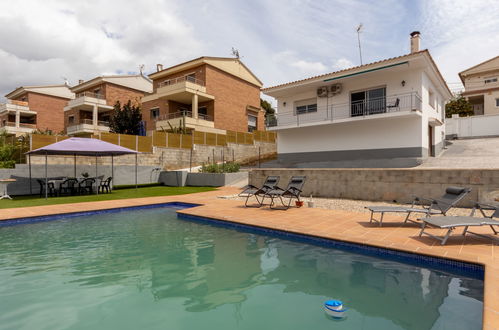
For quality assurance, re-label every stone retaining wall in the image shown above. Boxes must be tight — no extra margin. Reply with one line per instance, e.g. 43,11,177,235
249,168,499,206
28,141,276,170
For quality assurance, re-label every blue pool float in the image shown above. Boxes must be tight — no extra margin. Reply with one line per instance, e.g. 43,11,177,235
324,299,347,319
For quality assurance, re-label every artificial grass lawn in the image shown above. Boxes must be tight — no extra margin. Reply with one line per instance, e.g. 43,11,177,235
0,186,217,209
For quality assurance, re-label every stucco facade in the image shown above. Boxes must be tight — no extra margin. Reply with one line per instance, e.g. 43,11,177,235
263,44,451,168
459,55,499,116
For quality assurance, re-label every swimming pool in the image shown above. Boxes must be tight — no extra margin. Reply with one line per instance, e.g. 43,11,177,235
0,206,483,329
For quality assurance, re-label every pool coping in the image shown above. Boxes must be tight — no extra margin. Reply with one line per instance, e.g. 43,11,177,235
0,190,497,329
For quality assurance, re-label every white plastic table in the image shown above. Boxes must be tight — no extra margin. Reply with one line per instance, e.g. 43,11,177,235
0,179,16,200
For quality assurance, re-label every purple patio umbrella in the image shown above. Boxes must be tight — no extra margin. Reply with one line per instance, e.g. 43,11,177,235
27,137,139,198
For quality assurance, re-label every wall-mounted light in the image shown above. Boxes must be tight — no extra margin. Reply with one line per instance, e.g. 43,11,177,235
283,101,287,106
401,80,406,87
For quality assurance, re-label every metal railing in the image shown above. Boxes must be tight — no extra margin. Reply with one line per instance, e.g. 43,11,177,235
0,122,36,128
156,110,213,122
267,92,422,128
8,100,29,106
75,91,106,99
72,119,110,126
158,75,205,88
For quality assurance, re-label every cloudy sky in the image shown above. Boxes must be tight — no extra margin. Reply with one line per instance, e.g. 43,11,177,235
0,0,498,102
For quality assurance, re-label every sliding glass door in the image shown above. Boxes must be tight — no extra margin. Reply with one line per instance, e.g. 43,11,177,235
350,87,386,117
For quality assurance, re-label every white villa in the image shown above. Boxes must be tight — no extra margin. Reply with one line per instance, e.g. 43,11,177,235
263,32,452,168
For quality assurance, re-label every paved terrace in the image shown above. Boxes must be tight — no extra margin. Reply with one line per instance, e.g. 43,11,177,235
0,187,497,329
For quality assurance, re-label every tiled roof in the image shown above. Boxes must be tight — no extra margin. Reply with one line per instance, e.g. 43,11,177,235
262,50,429,92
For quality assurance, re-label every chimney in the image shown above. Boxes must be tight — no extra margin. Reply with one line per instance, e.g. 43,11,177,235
156,64,163,72
410,31,420,53
78,79,84,84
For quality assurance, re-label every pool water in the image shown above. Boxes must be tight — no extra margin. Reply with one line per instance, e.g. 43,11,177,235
0,207,483,330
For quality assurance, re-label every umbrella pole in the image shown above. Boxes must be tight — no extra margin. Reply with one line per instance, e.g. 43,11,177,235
95,154,98,195
45,152,48,199
74,154,76,178
135,153,138,192
28,154,32,195
111,155,114,191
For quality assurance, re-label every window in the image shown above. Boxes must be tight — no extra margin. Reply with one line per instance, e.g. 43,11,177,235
428,89,435,108
294,99,317,115
198,106,208,119
186,73,196,83
350,87,386,116
150,108,160,120
485,77,498,84
94,88,101,97
248,114,257,132
68,116,74,124
496,98,499,107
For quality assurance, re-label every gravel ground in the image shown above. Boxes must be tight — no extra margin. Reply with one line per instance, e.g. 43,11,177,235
219,195,473,216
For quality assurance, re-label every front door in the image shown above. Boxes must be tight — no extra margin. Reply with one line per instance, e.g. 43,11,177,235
428,125,434,157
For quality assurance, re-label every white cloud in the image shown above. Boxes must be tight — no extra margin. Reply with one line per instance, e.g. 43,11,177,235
0,0,202,96
0,0,496,100
333,58,355,70
421,0,499,91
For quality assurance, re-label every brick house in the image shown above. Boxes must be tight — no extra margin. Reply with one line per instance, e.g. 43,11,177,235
1,85,74,136
142,57,264,134
64,75,152,135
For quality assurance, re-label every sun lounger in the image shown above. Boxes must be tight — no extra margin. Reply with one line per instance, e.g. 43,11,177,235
365,186,472,226
264,176,306,210
419,202,499,245
238,176,280,207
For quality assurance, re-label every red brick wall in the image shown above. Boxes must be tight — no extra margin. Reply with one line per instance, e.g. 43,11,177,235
15,92,69,133
204,65,262,132
104,83,144,107
141,99,168,132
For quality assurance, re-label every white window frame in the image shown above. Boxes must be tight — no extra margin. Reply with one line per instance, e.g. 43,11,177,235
294,98,317,115
150,107,160,120
484,77,498,84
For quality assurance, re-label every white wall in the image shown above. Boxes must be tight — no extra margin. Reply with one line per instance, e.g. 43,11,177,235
421,71,446,152
446,114,499,138
277,116,423,154
277,65,423,118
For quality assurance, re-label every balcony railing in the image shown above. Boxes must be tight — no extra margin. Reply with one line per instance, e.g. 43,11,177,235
1,122,36,129
156,110,213,122
8,100,29,107
75,92,106,99
71,119,110,126
158,75,205,88
267,92,422,128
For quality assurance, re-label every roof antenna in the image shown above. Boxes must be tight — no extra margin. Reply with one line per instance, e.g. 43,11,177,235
139,64,145,75
231,47,240,59
61,76,69,86
356,23,363,65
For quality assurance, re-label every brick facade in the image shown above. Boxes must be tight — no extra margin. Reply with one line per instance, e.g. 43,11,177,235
143,63,263,133
65,82,147,132
205,64,263,132
13,92,69,133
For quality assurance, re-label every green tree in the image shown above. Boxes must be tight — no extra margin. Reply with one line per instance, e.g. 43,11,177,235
445,95,473,118
109,100,143,135
260,99,276,124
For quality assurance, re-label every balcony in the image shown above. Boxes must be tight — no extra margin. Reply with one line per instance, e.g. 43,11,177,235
267,92,422,129
67,118,110,135
155,111,221,133
0,121,37,135
143,75,214,104
64,92,112,111
0,100,35,115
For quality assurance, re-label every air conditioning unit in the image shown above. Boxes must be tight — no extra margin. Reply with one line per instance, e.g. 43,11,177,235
317,86,329,98
330,84,342,95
